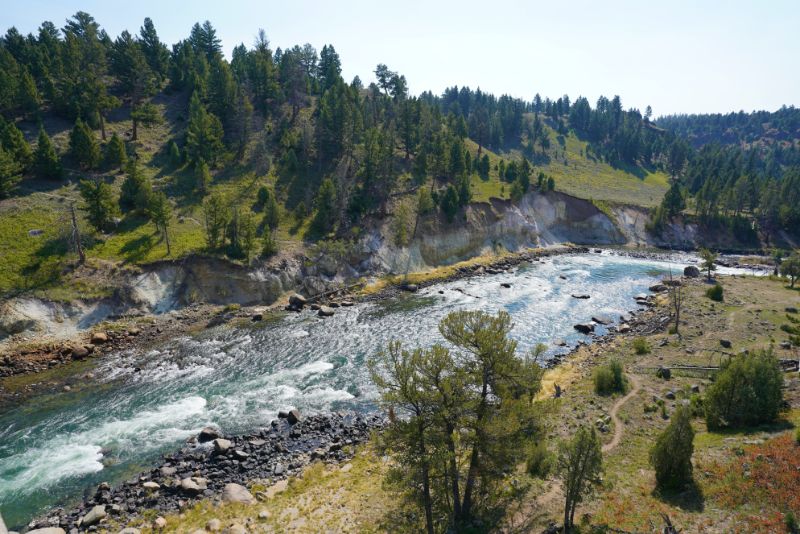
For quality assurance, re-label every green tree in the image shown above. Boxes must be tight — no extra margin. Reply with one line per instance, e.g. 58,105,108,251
440,184,460,222
195,159,212,195
168,140,182,167
416,186,434,215
119,158,152,212
650,406,694,491
185,91,225,166
18,68,41,118
79,178,119,231
780,252,800,287
557,426,603,532
203,193,229,250
312,178,337,234
699,248,717,281
262,230,278,257
129,102,162,141
262,188,280,231
147,190,172,255
33,127,62,179
70,118,100,169
104,132,127,169
1,120,32,171
0,145,21,199
704,350,783,430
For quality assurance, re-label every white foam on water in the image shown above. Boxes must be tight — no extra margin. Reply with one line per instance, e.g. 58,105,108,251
0,396,209,499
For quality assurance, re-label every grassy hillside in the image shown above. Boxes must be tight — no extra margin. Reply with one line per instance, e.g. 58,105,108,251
0,94,669,298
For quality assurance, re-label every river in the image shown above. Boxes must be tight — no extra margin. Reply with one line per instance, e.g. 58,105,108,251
0,251,753,527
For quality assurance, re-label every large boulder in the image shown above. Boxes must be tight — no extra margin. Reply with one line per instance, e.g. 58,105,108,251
91,332,109,344
81,505,107,527
571,294,591,299
180,477,207,494
27,530,66,534
221,483,256,504
198,426,222,443
288,294,307,309
287,409,301,424
574,323,595,334
317,306,335,317
683,265,701,278
213,438,232,454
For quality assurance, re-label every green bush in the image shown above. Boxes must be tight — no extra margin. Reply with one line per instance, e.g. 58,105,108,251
787,511,799,534
593,359,626,395
706,283,724,302
632,337,651,355
705,349,783,430
689,394,705,418
525,441,553,478
650,406,695,491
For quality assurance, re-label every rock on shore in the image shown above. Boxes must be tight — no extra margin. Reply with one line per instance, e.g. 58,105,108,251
33,412,384,532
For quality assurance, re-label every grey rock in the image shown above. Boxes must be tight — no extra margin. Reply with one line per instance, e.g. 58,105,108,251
198,426,221,443
118,529,142,534
81,505,107,527
213,438,232,454
317,306,335,317
287,409,301,424
571,294,591,299
26,530,66,534
665,390,676,400
573,323,595,334
221,483,256,504
288,294,307,308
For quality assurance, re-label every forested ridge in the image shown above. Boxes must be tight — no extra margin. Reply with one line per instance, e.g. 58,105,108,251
0,11,798,277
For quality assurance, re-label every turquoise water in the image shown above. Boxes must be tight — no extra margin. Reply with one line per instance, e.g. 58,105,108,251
0,252,720,527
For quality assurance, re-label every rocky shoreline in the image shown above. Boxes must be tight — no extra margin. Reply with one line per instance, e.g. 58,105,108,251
22,411,384,534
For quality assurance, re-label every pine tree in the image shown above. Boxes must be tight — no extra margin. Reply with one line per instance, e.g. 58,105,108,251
119,158,152,212
79,178,119,231
185,92,224,166
650,406,694,491
70,118,100,169
104,132,127,169
195,159,212,195
262,188,280,231
203,193,229,250
18,68,41,118
312,178,337,234
0,145,21,199
147,191,172,255
34,127,62,180
558,426,603,532
1,120,33,171
168,140,182,167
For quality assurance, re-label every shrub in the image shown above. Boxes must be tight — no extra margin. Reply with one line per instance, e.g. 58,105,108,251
526,441,553,478
705,349,783,430
787,511,799,534
689,394,705,418
706,283,724,302
632,337,651,355
593,359,626,395
795,427,800,445
650,406,695,491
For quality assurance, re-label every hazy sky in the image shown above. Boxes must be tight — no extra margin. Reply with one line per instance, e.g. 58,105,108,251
5,0,799,116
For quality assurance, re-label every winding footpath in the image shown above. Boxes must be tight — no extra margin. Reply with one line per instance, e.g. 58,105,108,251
602,373,641,453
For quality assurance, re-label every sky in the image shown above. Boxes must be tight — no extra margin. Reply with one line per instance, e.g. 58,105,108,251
4,0,799,116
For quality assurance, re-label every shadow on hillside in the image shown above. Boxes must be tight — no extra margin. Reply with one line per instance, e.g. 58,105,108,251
653,480,705,512
119,233,156,263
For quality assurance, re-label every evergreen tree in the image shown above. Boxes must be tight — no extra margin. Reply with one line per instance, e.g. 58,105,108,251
33,127,62,179
262,230,278,257
262,188,280,231
147,190,172,255
440,184,460,222
119,158,152,212
312,178,337,234
650,406,694,491
139,17,169,82
1,120,33,171
129,102,162,141
558,426,603,532
185,91,224,166
202,193,229,249
781,252,800,287
168,140,182,166
195,159,212,195
0,145,22,199
18,68,41,118
79,178,118,231
70,118,100,169
104,132,127,168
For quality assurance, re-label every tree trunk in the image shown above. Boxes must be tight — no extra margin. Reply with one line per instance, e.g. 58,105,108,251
417,419,434,534
445,425,462,522
461,378,489,519
132,118,139,141
99,113,106,141
163,225,171,256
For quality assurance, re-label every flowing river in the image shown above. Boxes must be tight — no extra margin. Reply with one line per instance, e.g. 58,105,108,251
0,252,755,526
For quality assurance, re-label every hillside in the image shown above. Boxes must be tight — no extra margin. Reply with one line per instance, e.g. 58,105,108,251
0,13,682,300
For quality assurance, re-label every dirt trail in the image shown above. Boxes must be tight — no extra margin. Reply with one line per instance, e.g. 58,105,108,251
602,373,641,453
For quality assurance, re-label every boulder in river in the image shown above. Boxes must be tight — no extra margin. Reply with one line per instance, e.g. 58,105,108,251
649,284,667,292
500,282,512,288
401,283,419,292
318,306,335,317
70,346,92,359
591,314,613,325
287,409,301,424
684,265,701,278
288,294,307,309
574,323,595,334
571,294,591,299
222,483,256,504
198,427,221,443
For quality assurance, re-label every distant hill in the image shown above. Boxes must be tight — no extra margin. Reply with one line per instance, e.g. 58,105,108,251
656,107,800,149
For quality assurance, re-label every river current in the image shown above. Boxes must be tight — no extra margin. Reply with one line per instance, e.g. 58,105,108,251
0,251,754,526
